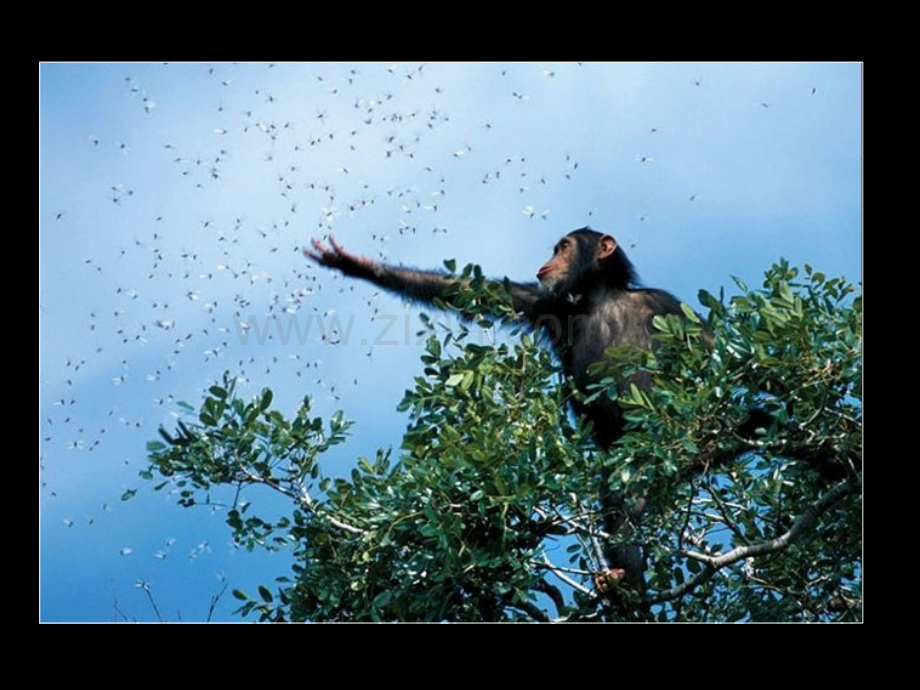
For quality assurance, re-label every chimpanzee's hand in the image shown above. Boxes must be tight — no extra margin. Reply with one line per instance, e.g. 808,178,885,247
304,237,377,278
594,567,627,594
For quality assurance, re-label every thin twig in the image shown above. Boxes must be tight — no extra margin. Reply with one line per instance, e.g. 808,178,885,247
136,580,165,623
206,582,228,623
705,478,748,544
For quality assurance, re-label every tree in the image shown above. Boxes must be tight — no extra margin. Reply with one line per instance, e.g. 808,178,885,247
143,260,862,621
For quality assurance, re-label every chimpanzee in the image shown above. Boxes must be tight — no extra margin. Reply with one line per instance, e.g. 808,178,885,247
306,228,685,448
305,228,689,598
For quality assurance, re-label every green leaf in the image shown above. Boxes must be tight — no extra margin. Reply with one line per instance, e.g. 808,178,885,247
259,388,274,411
681,439,700,454
629,383,648,408
258,585,274,603
680,303,701,323
446,373,465,386
121,488,137,501
698,289,722,312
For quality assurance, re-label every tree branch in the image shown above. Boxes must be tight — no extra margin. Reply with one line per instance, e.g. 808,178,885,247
538,553,594,596
231,451,367,535
297,486,366,535
647,479,858,605
511,599,550,622
532,579,567,616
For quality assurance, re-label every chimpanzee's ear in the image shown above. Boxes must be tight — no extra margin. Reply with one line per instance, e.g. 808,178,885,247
597,235,618,261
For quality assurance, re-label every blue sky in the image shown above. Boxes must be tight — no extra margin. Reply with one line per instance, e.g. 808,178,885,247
39,62,862,622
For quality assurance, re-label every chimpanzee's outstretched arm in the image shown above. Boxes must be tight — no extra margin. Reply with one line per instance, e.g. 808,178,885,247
305,237,541,320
